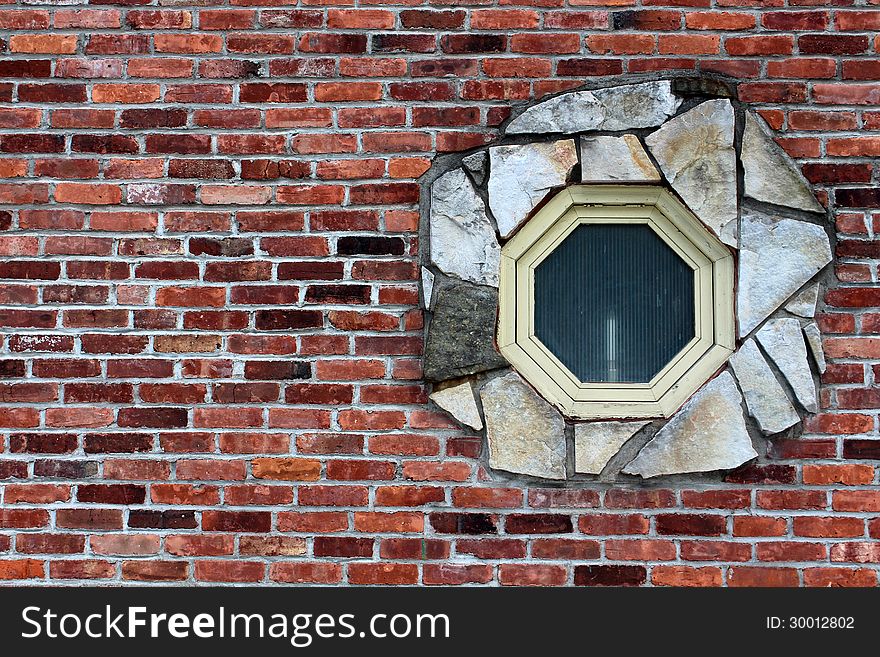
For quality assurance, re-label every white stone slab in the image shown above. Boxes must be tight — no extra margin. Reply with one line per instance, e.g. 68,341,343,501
429,168,501,287
646,99,738,247
580,135,661,183
785,283,819,318
730,338,800,434
488,139,577,238
738,208,831,336
505,81,681,135
421,267,435,309
574,421,649,475
756,318,818,413
742,111,824,214
623,372,757,478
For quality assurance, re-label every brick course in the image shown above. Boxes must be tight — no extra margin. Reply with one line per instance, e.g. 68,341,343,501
0,2,878,586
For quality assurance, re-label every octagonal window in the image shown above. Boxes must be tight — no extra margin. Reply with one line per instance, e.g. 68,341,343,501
498,185,735,419
534,223,695,384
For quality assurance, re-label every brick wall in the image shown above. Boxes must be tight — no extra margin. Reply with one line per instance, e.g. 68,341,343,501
0,1,878,587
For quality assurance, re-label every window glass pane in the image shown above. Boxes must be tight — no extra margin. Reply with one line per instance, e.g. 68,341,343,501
534,223,695,383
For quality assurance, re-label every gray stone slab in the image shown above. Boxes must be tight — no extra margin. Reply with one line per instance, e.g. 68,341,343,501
756,318,818,413
462,151,487,187
730,338,800,434
423,279,508,382
803,321,827,374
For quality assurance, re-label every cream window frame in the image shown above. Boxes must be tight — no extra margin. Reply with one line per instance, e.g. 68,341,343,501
498,185,735,419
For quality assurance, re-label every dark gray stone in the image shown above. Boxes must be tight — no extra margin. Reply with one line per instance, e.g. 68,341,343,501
671,76,736,99
424,279,508,381
462,151,488,187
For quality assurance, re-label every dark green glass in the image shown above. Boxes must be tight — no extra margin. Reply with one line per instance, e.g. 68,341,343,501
534,223,695,383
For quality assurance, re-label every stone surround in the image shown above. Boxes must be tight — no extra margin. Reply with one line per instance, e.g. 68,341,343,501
421,79,833,482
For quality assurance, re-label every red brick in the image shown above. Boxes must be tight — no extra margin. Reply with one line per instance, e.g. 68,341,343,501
757,490,827,510
348,563,418,585
686,11,754,29
652,566,723,587
56,9,120,29
196,561,265,582
794,517,864,538
659,34,720,54
804,568,877,587
830,542,880,564
122,561,188,582
575,565,646,587
728,567,799,587
0,559,44,581
424,564,492,585
587,34,654,54
499,564,566,586
606,539,677,561
453,487,523,508
270,562,342,584
733,516,787,537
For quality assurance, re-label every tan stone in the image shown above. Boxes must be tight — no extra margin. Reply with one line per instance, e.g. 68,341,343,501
430,380,483,430
480,371,566,479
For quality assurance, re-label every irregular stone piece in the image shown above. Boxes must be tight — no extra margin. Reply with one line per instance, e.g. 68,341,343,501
623,372,757,478
481,372,566,479
756,318,818,413
462,151,487,187
423,279,508,382
506,81,681,135
784,283,818,318
742,112,824,214
593,82,683,131
645,99,738,246
738,209,831,336
803,321,827,374
421,267,435,310
729,339,800,434
574,421,649,475
430,381,483,430
429,168,500,287
580,135,661,183
488,140,577,238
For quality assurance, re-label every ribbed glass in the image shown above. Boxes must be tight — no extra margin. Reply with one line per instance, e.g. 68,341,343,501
534,223,695,383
